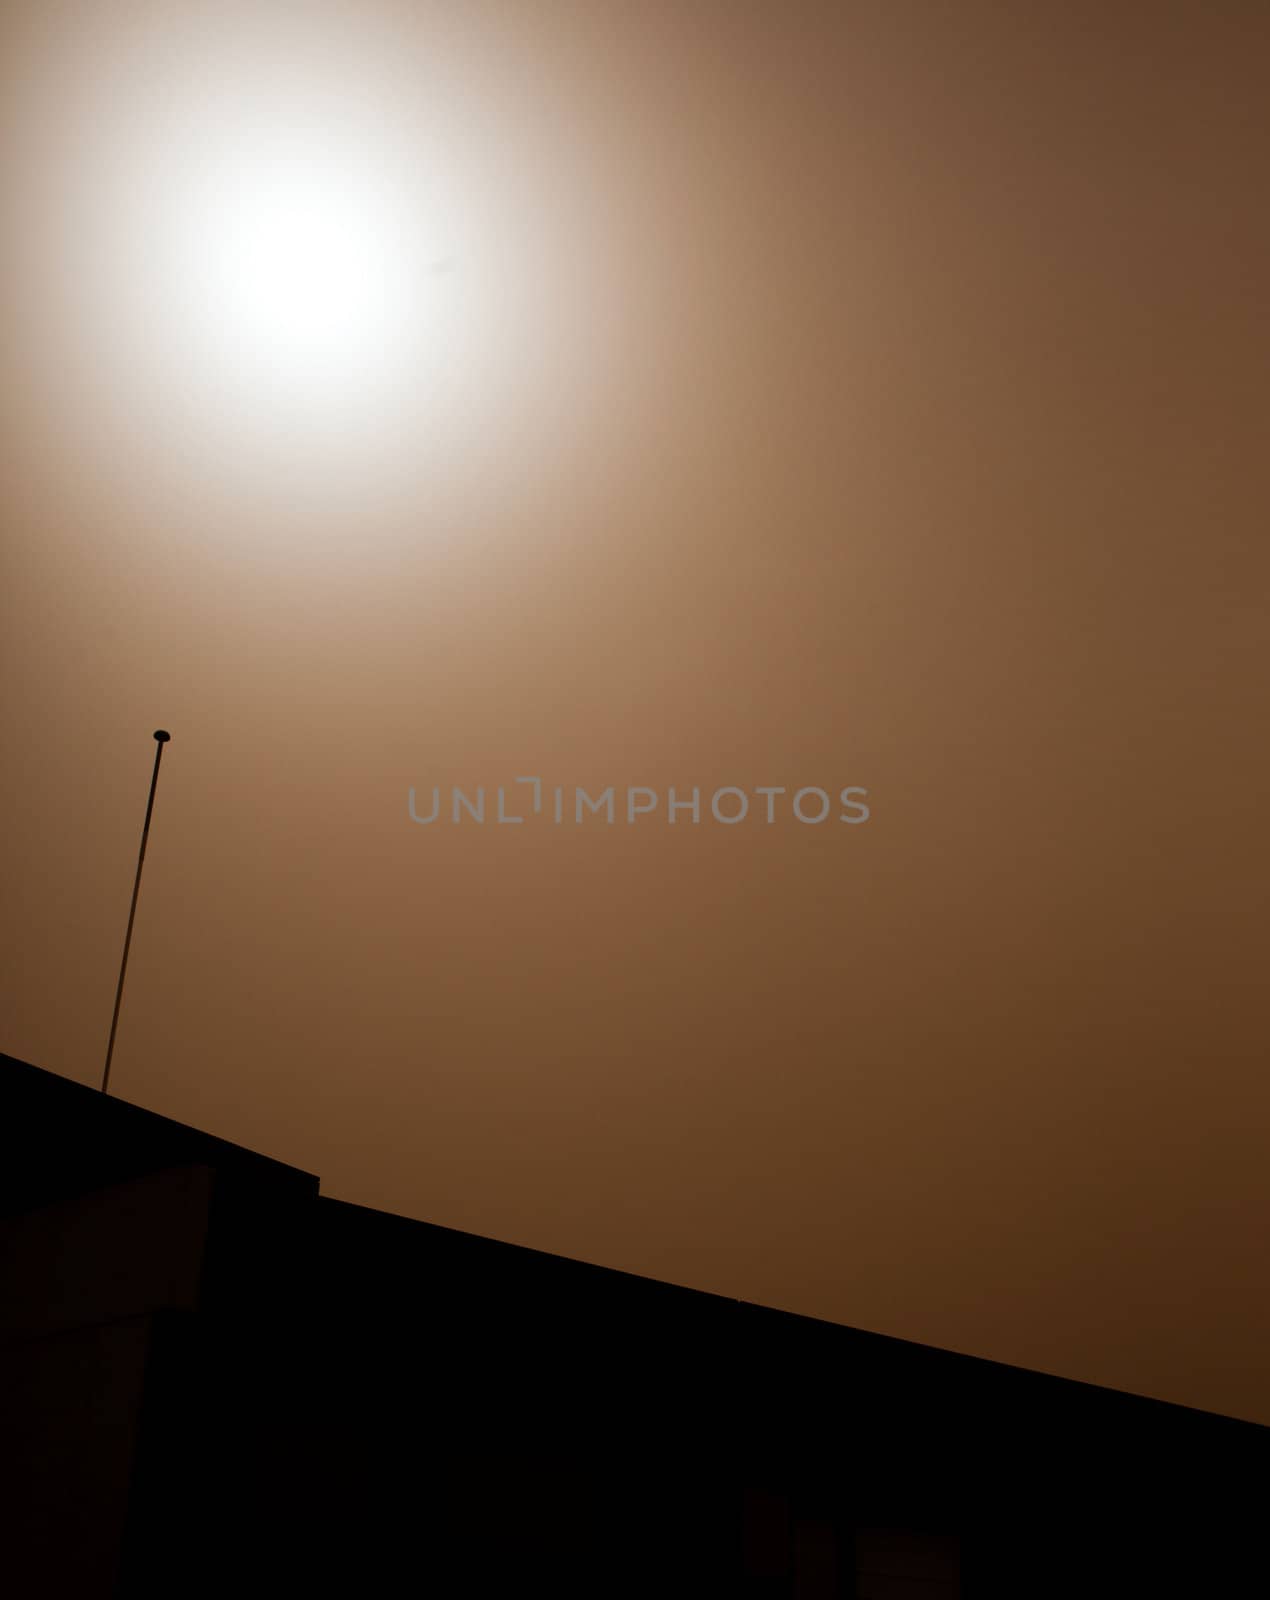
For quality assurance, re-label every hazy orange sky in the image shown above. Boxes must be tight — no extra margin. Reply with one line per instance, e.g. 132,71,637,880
3,1,1268,1424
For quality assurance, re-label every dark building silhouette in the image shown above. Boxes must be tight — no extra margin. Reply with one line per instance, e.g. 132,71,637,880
2,1049,1265,1596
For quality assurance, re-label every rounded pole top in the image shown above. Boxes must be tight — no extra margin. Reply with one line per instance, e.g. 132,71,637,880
153,729,172,743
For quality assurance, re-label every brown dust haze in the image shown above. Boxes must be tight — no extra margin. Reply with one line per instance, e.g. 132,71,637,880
2,2,1268,1422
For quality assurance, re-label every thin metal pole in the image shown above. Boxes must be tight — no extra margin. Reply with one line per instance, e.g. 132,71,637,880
102,730,171,1095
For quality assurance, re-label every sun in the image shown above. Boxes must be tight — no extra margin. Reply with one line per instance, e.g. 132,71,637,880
178,137,416,391
140,83,459,440
15,6,630,534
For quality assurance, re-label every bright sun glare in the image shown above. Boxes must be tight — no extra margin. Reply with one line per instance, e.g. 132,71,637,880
184,141,413,388
147,90,462,436
30,12,622,523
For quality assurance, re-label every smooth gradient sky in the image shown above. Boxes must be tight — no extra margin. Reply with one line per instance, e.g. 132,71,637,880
3,1,1268,1423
